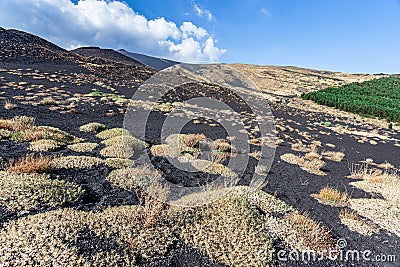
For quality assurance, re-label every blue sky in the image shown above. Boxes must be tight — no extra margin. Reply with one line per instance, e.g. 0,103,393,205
1,0,400,73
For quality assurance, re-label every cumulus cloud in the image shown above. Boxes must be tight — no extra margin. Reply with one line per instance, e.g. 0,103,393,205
0,0,226,62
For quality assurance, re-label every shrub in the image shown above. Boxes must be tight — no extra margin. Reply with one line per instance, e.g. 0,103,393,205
105,158,134,169
190,159,238,178
214,139,232,152
0,171,83,211
51,156,104,170
67,142,98,153
0,116,35,132
29,139,61,152
180,195,273,266
101,135,147,151
99,145,134,158
79,122,107,133
181,133,206,148
96,128,130,139
138,174,169,228
6,153,55,174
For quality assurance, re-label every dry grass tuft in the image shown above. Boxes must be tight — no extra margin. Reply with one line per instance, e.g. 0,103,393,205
181,133,206,148
6,153,55,174
139,175,169,228
322,151,345,162
0,116,35,132
280,153,304,165
4,100,17,110
281,150,326,176
318,187,348,203
214,139,232,152
339,208,359,220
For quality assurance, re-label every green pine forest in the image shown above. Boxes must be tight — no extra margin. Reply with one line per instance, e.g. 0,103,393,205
301,77,400,122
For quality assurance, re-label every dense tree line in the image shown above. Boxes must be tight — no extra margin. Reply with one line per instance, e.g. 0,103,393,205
301,77,400,122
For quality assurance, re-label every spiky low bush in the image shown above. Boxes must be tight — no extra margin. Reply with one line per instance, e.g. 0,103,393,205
29,139,61,152
101,135,148,151
99,145,134,159
105,158,134,169
79,122,107,133
0,171,84,211
0,206,177,266
96,128,131,140
179,194,273,266
0,116,35,132
67,142,99,153
51,156,104,170
190,159,238,179
6,153,55,174
0,129,11,139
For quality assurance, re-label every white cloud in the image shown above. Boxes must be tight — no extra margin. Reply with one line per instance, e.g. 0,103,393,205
192,2,214,21
180,22,208,39
261,7,269,15
0,0,225,62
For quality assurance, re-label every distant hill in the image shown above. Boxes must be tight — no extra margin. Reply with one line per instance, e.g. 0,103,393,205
0,27,155,81
0,27,79,64
72,47,144,68
118,49,178,70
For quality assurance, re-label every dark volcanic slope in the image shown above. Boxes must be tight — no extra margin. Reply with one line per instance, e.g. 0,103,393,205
0,27,79,64
0,27,156,82
118,49,178,70
72,47,144,67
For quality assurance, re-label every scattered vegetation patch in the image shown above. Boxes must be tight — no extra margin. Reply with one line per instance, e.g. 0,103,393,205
79,122,107,133
96,128,130,139
339,209,380,236
51,156,104,170
29,139,61,152
301,77,400,122
281,152,326,176
0,117,81,149
349,199,400,237
0,171,83,211
67,142,99,153
101,135,148,151
105,158,134,169
179,194,273,266
99,145,134,159
0,206,176,266
190,159,238,178
0,116,35,132
283,211,336,251
6,153,55,174
322,151,345,162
